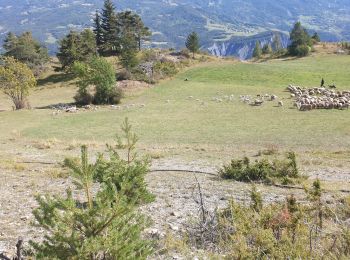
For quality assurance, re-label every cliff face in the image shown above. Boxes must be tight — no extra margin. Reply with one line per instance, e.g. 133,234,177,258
207,31,290,60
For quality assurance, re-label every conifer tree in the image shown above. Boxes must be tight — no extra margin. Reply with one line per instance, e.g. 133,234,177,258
252,41,262,58
30,120,153,259
311,32,321,43
57,30,97,69
272,33,282,51
3,32,18,55
93,11,103,52
262,43,272,55
288,22,312,57
100,0,119,55
3,31,49,75
57,31,80,69
117,11,151,51
186,31,200,58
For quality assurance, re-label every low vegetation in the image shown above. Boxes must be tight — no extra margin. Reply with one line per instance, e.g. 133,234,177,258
219,152,301,185
186,181,350,259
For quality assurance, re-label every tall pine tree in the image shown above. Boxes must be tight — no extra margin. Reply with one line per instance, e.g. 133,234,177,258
288,22,312,57
100,0,119,55
93,11,103,52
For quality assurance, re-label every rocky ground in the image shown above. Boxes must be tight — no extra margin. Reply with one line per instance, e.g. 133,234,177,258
0,139,349,258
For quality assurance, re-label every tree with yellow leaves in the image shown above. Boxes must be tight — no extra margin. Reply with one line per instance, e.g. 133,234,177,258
0,56,36,110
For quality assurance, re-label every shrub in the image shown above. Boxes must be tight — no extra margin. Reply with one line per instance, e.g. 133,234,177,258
117,69,132,81
74,87,94,105
140,49,159,62
72,57,119,105
153,61,178,78
108,87,124,104
219,152,301,184
180,48,191,58
295,44,310,57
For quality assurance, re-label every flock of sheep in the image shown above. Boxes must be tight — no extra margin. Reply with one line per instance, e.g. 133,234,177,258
287,85,350,111
50,85,349,116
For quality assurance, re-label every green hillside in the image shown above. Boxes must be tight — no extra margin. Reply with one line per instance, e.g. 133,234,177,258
1,53,349,160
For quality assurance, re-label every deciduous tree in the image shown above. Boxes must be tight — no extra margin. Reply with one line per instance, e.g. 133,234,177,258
0,57,36,109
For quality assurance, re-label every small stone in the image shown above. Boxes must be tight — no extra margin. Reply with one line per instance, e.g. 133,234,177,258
169,224,179,231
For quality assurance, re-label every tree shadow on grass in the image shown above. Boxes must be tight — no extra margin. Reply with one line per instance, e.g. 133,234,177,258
37,72,75,87
36,102,76,110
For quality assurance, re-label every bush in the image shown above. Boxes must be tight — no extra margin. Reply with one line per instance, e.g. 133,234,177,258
180,48,191,58
72,57,118,105
140,49,159,62
74,91,94,105
219,152,300,184
295,44,310,57
153,61,178,78
108,87,123,104
117,69,132,81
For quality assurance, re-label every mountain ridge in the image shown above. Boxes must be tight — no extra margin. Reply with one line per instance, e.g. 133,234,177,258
0,0,349,58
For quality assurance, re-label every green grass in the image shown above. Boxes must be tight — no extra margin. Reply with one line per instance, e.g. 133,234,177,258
1,55,349,157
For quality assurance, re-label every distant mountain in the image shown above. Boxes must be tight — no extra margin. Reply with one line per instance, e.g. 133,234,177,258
207,31,290,60
0,0,349,59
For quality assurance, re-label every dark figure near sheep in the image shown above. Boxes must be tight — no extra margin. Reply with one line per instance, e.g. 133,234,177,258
329,84,336,89
320,78,325,87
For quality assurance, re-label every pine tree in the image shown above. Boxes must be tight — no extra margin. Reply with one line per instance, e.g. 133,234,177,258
119,28,139,70
311,32,321,43
100,0,119,55
3,32,18,56
186,31,200,58
3,31,49,75
93,11,103,52
30,121,153,259
79,29,98,58
57,31,80,69
57,30,97,69
262,43,272,55
272,33,282,51
252,41,262,58
117,11,151,52
250,185,263,212
288,22,312,57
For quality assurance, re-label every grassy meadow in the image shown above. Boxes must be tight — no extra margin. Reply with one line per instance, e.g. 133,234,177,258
0,54,349,162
